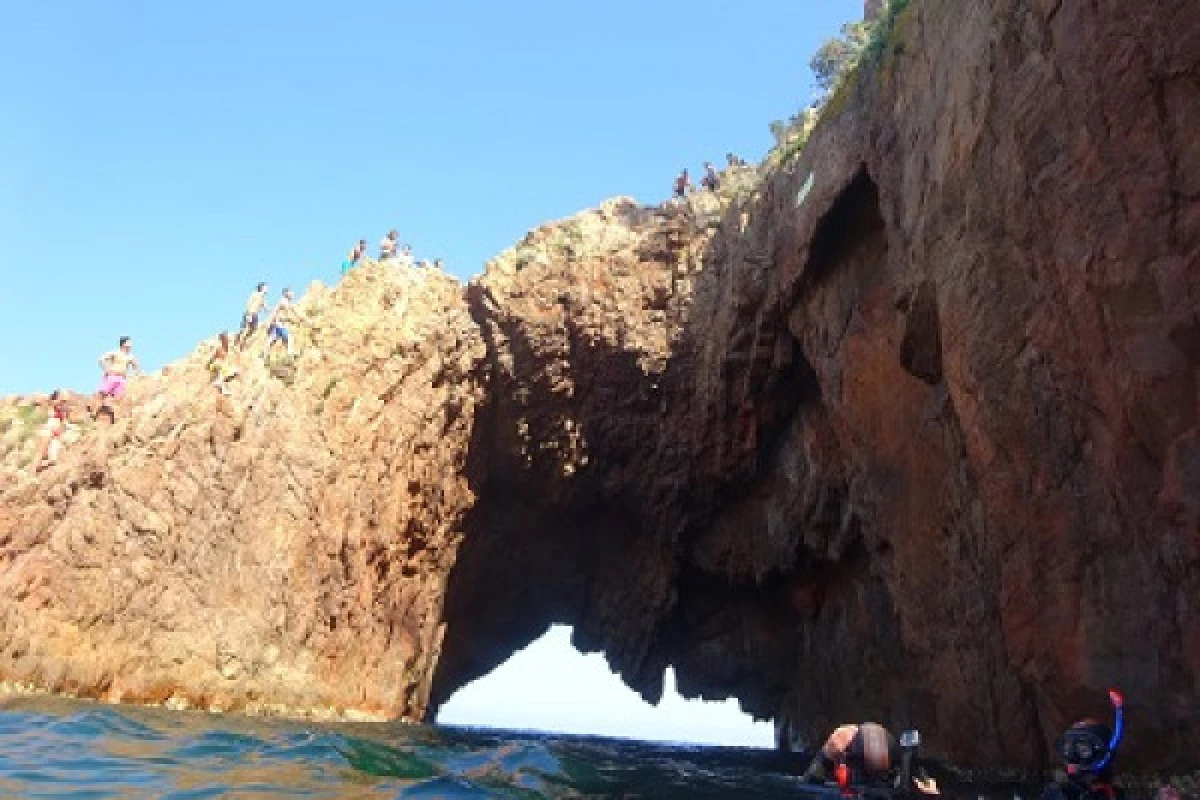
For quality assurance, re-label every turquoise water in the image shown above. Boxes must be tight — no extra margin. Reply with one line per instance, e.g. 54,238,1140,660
0,696,813,798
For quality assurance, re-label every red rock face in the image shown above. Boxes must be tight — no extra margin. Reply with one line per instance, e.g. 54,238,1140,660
436,0,1200,770
0,269,487,722
649,0,1199,768
1,0,1196,772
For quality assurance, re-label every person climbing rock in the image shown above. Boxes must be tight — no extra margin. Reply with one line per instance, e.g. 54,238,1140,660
701,161,720,191
379,229,399,260
802,723,939,796
235,282,268,349
93,336,140,423
673,168,691,199
262,288,297,362
206,332,239,395
1040,690,1126,800
33,391,71,472
342,239,367,275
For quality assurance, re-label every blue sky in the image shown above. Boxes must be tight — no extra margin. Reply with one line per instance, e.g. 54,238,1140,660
1,0,860,744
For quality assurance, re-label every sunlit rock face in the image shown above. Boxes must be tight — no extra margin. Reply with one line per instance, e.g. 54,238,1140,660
2,0,1198,770
0,267,487,721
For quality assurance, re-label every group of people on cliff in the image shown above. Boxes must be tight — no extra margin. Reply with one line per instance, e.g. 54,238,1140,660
342,229,443,274
29,226,432,473
206,281,300,394
30,336,142,471
64,281,286,413
673,153,747,199
29,281,296,471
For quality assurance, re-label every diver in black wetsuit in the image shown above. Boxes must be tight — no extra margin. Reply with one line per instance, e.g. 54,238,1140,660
802,722,940,797
1040,690,1126,800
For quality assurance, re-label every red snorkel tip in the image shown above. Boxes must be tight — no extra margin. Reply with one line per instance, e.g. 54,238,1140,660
1108,689,1124,708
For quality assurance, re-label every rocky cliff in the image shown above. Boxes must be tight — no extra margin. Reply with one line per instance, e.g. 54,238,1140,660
2,0,1197,771
0,267,486,721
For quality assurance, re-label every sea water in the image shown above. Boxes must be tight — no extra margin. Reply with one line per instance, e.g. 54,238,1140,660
0,695,814,798
0,696,1058,798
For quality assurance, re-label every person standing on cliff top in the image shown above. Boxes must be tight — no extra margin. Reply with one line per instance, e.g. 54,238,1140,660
673,168,691,199
379,229,399,260
262,288,297,362
235,282,268,349
93,336,140,422
396,243,415,269
701,161,720,191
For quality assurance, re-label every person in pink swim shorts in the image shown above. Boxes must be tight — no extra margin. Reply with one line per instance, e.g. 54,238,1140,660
93,336,140,422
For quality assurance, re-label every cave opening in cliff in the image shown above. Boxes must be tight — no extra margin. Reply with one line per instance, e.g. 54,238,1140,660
800,165,883,291
435,624,774,747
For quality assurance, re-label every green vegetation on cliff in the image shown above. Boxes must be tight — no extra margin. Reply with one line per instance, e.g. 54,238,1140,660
762,0,913,173
812,0,911,95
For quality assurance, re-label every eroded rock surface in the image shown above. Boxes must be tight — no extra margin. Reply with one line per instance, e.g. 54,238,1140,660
1,267,486,720
2,0,1198,770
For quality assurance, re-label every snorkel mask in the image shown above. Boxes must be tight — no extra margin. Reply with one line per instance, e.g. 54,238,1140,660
1055,689,1124,776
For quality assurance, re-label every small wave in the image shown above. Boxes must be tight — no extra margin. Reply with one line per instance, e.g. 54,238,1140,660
0,697,1044,798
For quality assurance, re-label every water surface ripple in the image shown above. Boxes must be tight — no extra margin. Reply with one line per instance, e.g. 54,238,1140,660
0,696,816,798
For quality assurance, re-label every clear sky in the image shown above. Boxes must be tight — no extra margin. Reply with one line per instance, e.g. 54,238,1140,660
1,0,861,745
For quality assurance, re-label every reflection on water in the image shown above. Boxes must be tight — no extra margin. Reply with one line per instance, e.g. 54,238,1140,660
0,695,1038,798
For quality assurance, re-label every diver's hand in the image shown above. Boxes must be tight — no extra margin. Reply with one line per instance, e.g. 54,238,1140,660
913,775,939,795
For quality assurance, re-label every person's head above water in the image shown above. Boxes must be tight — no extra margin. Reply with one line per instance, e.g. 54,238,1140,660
1055,689,1124,779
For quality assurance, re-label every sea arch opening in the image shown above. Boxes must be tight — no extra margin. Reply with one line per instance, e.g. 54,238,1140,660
435,624,774,748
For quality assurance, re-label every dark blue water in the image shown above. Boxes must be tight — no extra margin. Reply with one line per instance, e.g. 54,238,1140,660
0,696,818,798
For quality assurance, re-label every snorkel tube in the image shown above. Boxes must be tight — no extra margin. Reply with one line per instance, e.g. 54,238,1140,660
1091,689,1124,773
